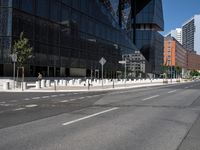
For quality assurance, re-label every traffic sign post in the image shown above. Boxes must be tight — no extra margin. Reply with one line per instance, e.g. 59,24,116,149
11,53,17,90
99,57,106,87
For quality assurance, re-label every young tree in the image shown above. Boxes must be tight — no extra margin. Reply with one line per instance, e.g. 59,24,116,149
175,66,182,78
13,32,33,87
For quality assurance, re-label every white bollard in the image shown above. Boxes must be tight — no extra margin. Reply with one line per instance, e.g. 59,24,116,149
59,79,63,86
3,82,10,90
22,82,27,90
41,80,46,88
63,80,67,86
46,80,51,87
54,80,58,86
36,81,40,89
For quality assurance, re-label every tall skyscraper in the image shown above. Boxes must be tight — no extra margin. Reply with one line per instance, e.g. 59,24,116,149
166,28,182,44
0,0,150,77
127,0,164,76
182,14,200,54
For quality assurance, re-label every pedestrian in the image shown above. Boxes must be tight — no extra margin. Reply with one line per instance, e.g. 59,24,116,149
37,72,42,81
37,72,42,88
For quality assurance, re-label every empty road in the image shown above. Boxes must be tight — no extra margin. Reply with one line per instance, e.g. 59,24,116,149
0,81,200,150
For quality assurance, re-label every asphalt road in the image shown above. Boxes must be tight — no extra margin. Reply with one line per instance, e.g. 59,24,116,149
0,81,200,150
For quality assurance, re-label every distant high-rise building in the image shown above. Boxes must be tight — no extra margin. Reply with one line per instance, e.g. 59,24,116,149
166,28,182,44
182,14,200,54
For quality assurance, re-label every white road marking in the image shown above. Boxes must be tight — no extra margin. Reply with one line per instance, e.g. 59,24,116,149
51,95,58,97
142,95,160,101
24,98,30,100
61,100,69,103
0,101,6,104
78,97,85,100
73,93,78,95
42,96,49,99
25,104,38,108
14,108,25,111
0,104,10,106
62,107,119,126
168,90,177,93
86,96,93,98
68,99,76,102
32,97,40,100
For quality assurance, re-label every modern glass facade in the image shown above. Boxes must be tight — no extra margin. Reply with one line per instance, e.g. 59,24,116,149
127,0,164,76
0,0,137,77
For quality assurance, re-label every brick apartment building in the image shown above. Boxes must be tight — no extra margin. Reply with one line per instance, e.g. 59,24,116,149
164,36,200,77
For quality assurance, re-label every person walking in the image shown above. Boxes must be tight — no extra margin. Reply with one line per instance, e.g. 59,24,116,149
37,72,42,88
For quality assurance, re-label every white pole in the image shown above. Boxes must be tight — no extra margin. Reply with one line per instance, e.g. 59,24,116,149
102,64,103,87
13,62,15,89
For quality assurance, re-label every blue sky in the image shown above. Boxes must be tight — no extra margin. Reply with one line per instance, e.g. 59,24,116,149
161,0,200,35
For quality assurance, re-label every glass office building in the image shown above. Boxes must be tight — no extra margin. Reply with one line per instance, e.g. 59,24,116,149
0,0,137,77
127,0,164,76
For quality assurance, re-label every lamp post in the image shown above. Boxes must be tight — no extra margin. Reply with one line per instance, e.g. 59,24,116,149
11,53,17,90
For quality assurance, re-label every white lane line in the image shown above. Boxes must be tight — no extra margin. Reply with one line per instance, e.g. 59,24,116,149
32,97,40,100
73,93,78,95
168,90,177,93
68,98,76,102
0,104,11,106
25,104,38,108
0,101,6,104
142,95,160,101
62,107,119,126
14,108,25,111
24,98,30,101
78,97,85,100
61,100,69,103
51,95,58,97
42,96,49,99
86,95,93,98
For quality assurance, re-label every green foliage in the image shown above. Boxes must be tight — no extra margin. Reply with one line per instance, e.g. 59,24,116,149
13,32,32,67
175,66,182,77
190,70,200,77
161,65,169,73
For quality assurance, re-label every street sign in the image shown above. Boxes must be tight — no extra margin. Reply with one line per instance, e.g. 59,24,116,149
11,54,17,62
99,57,106,87
118,60,126,64
99,57,106,66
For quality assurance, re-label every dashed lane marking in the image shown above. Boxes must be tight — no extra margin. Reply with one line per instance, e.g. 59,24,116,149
61,100,69,103
142,95,160,101
168,90,177,93
51,95,58,97
42,96,49,99
32,97,40,100
14,108,25,111
25,104,38,108
77,97,85,100
62,107,119,126
0,103,11,106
